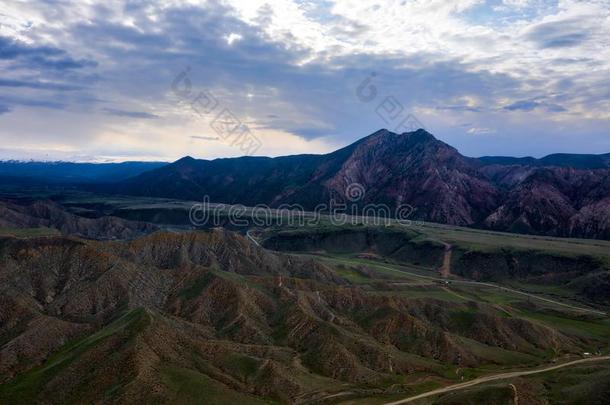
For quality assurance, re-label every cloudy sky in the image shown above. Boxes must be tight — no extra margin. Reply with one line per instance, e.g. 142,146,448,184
0,0,609,162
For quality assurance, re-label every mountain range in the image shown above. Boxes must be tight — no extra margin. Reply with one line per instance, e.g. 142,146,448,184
0,161,166,183
106,129,610,240
0,229,604,403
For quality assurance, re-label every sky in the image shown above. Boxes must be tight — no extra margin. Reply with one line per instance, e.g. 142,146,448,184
0,0,609,162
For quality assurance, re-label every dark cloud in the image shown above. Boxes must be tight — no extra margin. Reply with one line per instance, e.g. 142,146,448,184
8,2,521,147
24,54,97,70
504,99,566,113
552,57,595,65
191,135,219,141
0,35,61,59
102,108,159,119
0,35,97,70
291,127,334,138
0,95,65,109
505,100,540,111
546,103,567,113
543,33,588,48
526,19,589,48
0,34,96,114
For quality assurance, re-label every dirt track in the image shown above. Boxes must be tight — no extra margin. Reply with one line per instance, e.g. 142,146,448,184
439,242,452,278
384,356,610,404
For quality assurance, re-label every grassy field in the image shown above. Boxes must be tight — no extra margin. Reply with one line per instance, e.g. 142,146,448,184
410,221,610,258
0,227,61,238
335,359,610,404
17,190,608,259
305,252,607,314
408,360,610,405
161,366,277,405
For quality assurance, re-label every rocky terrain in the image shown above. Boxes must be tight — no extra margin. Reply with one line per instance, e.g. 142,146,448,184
0,200,157,240
107,129,610,240
0,229,604,404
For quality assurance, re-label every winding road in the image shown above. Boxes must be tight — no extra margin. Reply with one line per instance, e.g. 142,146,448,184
384,356,610,404
245,229,261,247
245,229,610,403
253,233,606,316
245,223,606,316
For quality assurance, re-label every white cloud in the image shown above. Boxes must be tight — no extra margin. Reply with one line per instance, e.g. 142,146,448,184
224,32,242,45
467,127,496,135
502,0,531,9
0,0,608,160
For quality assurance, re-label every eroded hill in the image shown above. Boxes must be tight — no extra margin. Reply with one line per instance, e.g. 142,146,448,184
0,229,608,404
0,200,157,240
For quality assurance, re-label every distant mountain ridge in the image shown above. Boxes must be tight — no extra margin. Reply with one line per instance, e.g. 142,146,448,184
479,153,610,169
107,129,610,240
0,160,167,183
2,129,609,239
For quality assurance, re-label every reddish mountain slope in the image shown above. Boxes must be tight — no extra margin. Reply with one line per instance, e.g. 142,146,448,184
110,129,610,239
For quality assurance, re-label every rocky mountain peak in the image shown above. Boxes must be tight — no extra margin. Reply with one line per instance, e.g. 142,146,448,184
108,129,610,239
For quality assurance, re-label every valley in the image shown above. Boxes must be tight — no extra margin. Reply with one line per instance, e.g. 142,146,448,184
0,195,609,404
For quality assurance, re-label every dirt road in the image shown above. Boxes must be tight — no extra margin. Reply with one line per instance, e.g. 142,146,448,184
246,229,261,246
372,262,605,316
384,356,610,404
439,242,452,278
